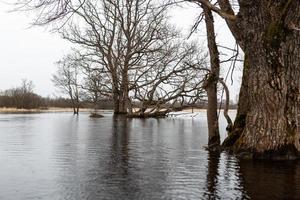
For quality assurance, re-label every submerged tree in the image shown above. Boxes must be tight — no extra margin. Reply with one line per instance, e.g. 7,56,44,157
188,0,300,159
128,41,207,117
16,0,207,116
202,3,221,149
74,52,113,109
52,55,82,114
57,0,207,115
58,0,174,114
16,0,300,159
188,1,235,149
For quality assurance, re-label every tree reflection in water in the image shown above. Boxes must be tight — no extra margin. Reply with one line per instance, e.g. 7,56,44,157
203,151,251,199
1,113,298,199
204,151,221,199
239,160,300,199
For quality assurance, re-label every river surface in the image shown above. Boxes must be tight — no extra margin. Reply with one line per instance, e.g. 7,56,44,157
0,111,299,200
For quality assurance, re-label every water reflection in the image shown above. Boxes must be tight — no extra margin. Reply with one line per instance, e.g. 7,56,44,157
203,151,250,200
0,113,299,199
239,160,300,199
204,151,220,199
111,115,130,173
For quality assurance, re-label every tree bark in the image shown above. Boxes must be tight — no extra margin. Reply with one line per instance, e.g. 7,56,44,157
224,0,300,159
112,88,128,115
118,70,129,114
202,4,221,148
111,71,125,115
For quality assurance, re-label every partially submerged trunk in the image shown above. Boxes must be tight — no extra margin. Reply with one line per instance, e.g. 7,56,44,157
112,68,129,115
113,94,128,115
118,84,129,115
222,1,300,159
76,105,79,115
112,92,121,114
72,103,79,115
71,98,79,115
202,4,221,148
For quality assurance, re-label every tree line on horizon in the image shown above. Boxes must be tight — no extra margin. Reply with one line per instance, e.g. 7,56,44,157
0,79,114,110
0,78,238,111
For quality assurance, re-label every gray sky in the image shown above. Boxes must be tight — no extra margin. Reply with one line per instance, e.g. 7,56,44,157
0,1,240,100
0,2,71,97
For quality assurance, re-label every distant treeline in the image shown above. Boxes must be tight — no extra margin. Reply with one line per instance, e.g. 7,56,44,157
0,79,237,111
0,89,237,110
0,80,114,110
0,92,114,110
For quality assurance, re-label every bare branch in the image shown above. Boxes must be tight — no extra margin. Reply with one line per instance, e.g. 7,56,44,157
188,0,236,21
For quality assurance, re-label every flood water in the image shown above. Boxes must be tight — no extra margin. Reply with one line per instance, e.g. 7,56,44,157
0,112,299,199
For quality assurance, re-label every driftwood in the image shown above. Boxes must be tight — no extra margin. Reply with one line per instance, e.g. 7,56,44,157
127,110,169,118
89,112,104,118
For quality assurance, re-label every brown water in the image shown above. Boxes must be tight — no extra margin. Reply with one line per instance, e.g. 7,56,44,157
0,112,299,199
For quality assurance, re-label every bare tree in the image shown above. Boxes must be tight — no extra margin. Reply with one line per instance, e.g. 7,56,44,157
52,54,82,114
0,79,45,109
14,0,83,26
53,0,156,113
129,41,207,117
16,0,300,158
187,1,237,149
16,0,209,118
55,0,208,115
77,52,113,109
202,3,221,149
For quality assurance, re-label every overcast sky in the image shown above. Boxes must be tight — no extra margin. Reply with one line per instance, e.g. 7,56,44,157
0,1,71,97
0,1,240,100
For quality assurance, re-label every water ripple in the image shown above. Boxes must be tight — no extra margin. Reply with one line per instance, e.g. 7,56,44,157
0,113,299,199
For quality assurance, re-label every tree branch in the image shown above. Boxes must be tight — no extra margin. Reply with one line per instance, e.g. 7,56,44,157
219,78,233,131
190,0,236,21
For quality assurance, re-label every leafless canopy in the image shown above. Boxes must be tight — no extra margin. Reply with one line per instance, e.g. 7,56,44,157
52,53,82,114
17,0,209,116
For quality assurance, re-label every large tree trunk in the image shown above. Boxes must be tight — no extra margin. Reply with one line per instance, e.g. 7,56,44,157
112,87,128,115
111,72,127,115
111,64,129,115
112,88,120,114
118,70,129,115
225,0,300,159
202,4,221,148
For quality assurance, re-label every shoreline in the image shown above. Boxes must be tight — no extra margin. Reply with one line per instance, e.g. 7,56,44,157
0,107,237,114
0,107,97,114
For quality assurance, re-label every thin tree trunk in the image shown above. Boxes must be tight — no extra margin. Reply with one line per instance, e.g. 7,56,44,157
202,4,221,148
73,107,77,115
76,104,79,115
71,98,77,115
